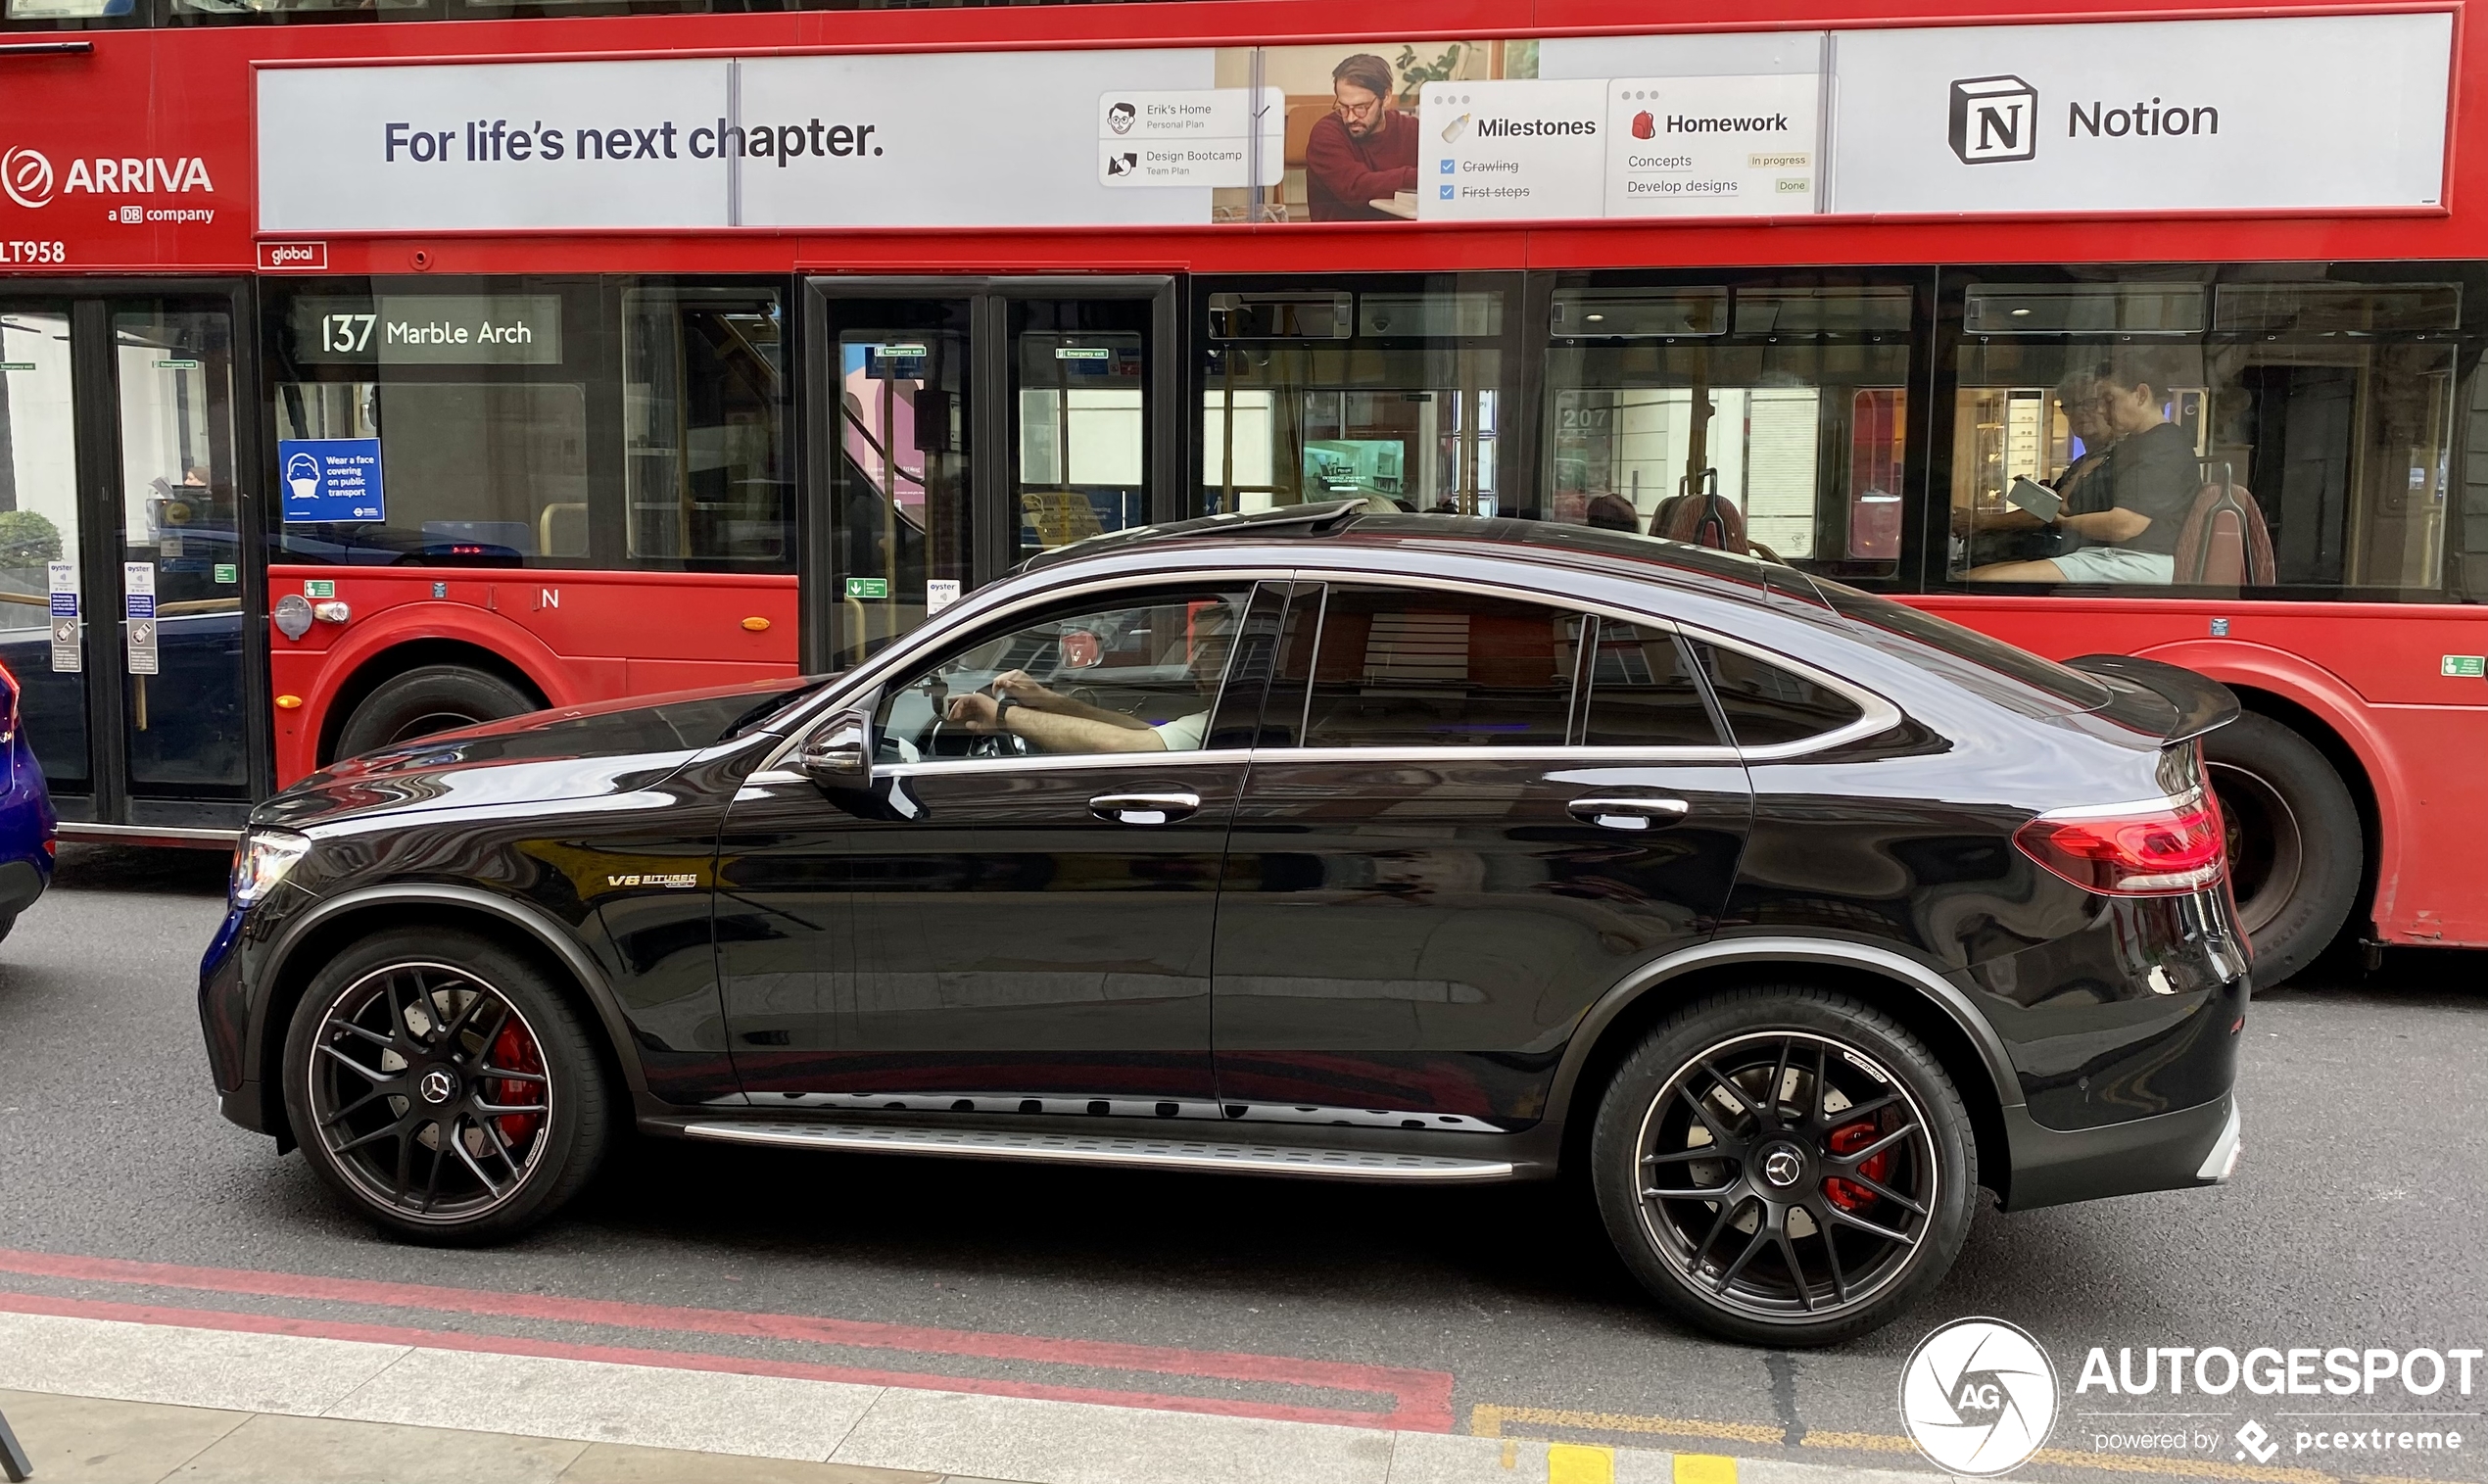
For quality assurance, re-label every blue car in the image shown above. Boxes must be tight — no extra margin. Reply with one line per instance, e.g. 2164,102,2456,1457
0,661,55,940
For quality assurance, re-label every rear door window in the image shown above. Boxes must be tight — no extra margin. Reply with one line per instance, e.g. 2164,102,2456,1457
1581,621,1723,748
1288,585,1579,748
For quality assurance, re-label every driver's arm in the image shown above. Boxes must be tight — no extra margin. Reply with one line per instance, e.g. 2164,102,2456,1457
947,692,1167,753
990,670,1150,731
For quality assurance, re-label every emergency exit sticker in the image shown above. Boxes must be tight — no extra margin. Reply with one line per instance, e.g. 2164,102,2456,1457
845,577,890,600
2443,654,2485,677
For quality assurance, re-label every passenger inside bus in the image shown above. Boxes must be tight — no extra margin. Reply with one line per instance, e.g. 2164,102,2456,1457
1955,369,2118,566
1966,353,2200,584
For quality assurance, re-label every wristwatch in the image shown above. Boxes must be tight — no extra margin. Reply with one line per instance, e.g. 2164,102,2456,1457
991,694,1020,730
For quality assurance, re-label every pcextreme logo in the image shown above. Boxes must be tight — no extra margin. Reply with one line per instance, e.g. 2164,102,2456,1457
0,146,215,210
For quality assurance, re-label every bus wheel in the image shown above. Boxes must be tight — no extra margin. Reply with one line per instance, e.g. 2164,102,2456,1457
2204,712,2361,987
333,665,538,762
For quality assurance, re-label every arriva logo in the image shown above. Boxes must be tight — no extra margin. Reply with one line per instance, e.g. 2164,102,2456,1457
3,148,54,210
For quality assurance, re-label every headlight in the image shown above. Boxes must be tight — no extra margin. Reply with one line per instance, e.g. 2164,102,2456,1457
230,830,311,907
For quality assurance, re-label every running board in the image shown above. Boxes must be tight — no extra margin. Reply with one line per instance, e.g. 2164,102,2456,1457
678,1121,1516,1182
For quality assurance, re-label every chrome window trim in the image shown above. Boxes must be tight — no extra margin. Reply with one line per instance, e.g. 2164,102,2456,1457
766,558,1901,772
876,748,1247,780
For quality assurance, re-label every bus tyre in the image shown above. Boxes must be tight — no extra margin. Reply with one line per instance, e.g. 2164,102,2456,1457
2204,711,2362,988
334,665,537,761
281,928,613,1245
1590,985,1975,1347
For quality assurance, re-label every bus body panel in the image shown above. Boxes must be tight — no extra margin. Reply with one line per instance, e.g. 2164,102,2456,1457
267,567,799,781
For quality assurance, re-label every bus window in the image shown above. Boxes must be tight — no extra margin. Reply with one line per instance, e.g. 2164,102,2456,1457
1948,274,2469,596
1199,275,1514,519
622,286,790,570
1539,280,1913,582
1012,300,1148,560
266,279,596,568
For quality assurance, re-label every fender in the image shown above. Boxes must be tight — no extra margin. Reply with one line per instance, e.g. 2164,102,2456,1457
2129,637,2408,919
1541,935,2026,1136
255,883,649,1103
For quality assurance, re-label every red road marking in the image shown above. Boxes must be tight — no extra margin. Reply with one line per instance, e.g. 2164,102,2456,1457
0,1248,1453,1431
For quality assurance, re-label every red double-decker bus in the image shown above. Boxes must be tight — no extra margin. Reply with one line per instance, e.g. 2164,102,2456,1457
1,0,2481,984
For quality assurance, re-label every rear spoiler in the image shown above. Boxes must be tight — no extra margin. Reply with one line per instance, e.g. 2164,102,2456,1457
2066,654,2241,744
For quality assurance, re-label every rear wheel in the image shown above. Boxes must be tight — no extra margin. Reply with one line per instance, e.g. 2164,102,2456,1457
282,929,613,1244
2204,711,2361,987
332,664,536,762
1592,985,1977,1346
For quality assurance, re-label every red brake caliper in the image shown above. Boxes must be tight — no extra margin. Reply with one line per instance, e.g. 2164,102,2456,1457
1824,1121,1890,1211
488,1018,545,1145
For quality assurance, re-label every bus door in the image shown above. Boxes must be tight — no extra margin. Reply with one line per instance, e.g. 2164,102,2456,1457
803,277,1178,668
0,286,265,842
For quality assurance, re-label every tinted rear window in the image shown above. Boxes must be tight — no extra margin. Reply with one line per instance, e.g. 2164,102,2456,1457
1812,581,2113,713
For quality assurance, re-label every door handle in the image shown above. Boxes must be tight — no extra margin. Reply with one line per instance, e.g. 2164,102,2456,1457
1567,796,1692,832
1090,791,1201,826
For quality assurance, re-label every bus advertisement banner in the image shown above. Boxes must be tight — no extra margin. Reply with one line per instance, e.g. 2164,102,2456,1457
252,11,2450,235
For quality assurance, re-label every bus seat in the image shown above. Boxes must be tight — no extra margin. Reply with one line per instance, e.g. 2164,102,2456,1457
2173,477,2277,586
1649,491,1750,554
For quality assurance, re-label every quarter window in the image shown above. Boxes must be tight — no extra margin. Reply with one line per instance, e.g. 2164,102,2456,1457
1280,586,1579,749
1690,641,1862,748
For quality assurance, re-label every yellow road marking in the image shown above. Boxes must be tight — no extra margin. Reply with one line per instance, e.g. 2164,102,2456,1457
1674,1455,1738,1484
1548,1443,1615,1484
1471,1404,2373,1484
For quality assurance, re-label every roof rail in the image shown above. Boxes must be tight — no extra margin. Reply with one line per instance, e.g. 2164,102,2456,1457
1019,498,1374,571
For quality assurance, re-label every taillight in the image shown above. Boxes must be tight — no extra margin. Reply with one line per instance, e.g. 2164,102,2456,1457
2013,790,2226,896
0,658,18,743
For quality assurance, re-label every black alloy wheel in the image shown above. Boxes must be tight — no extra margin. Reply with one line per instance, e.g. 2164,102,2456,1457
2202,711,2361,987
283,930,613,1242
1593,987,1976,1346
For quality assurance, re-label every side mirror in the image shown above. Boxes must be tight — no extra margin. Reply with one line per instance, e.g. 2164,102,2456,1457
795,712,873,790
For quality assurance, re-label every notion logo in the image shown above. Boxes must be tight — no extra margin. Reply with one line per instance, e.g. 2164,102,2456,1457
1900,1317,2060,1475
1949,75,2039,165
3,147,54,209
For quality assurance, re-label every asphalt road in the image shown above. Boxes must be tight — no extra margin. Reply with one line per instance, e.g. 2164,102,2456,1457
1,845,2481,1482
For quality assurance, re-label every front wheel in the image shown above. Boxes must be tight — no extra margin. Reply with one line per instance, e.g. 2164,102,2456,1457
1591,986,1977,1346
332,664,537,762
281,929,614,1244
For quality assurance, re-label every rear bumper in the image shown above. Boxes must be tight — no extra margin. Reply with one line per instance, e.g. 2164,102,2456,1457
1999,1090,2239,1211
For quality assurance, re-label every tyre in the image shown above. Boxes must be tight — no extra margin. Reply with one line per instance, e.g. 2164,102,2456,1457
332,665,537,761
1591,985,1977,1346
281,928,614,1244
2203,711,2361,988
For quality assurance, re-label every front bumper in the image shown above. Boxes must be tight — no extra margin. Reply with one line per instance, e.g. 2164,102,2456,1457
1999,1090,2239,1211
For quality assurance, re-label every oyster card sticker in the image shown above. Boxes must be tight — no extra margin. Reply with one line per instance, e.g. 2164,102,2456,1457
123,561,158,677
46,560,77,674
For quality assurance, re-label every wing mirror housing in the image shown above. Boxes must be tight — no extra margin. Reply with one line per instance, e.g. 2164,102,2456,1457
795,711,873,790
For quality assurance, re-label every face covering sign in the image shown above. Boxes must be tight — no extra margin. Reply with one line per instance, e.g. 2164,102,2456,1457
254,11,2448,234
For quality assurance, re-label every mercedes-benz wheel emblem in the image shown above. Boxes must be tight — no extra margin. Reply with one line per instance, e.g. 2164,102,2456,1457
1898,1316,2059,1475
1761,1147,1803,1188
417,1068,457,1105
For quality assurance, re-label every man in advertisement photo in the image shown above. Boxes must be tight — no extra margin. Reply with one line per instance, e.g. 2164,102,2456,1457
1305,52,1420,220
